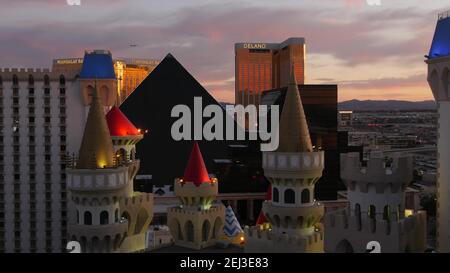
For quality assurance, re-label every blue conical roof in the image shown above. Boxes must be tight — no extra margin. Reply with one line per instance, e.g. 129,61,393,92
429,16,450,59
224,205,243,237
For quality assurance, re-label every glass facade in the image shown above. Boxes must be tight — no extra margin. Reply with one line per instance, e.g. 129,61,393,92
235,38,305,106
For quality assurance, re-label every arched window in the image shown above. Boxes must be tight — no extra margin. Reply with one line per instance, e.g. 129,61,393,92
443,68,449,99
115,209,119,223
355,203,361,230
383,205,390,221
76,210,79,224
273,188,279,202
301,189,310,204
115,149,127,165
59,75,65,85
44,75,50,86
284,189,295,204
185,221,194,242
100,211,109,225
12,74,18,86
177,221,183,240
84,211,92,225
28,75,34,85
369,205,376,219
202,220,210,242
369,205,376,233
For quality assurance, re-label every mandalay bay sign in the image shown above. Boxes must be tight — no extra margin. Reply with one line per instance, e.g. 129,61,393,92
171,97,279,152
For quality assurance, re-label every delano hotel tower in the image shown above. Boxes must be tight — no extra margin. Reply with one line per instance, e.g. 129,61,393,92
235,37,305,106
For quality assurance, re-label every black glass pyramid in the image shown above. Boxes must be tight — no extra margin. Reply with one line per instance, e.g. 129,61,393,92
120,54,241,187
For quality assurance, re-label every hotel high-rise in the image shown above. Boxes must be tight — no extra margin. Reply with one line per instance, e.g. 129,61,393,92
235,37,305,106
0,49,156,253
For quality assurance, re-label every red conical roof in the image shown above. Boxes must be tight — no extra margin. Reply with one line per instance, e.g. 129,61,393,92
106,106,140,136
256,211,267,225
183,142,210,187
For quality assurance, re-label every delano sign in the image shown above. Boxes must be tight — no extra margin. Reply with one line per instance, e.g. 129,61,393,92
243,43,267,49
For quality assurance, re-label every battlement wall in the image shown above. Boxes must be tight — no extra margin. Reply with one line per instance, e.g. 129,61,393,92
168,204,224,216
263,151,324,183
0,67,79,81
324,209,427,252
341,152,413,193
244,226,324,253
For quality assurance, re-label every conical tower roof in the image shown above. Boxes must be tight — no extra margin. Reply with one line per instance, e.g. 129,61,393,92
76,86,115,169
224,205,243,237
183,141,210,186
277,65,313,153
256,211,267,225
106,106,140,136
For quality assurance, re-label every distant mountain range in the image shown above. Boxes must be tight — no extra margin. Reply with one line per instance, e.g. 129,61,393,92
338,100,436,111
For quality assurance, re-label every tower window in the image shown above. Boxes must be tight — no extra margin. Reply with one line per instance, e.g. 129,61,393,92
284,189,295,204
100,211,109,225
84,211,92,225
272,187,279,202
301,189,310,204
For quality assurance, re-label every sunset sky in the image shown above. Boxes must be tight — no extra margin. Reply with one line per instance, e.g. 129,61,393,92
1,0,449,102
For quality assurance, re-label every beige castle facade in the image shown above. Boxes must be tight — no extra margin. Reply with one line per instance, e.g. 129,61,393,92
324,151,427,253
167,142,225,250
66,87,153,253
245,67,325,253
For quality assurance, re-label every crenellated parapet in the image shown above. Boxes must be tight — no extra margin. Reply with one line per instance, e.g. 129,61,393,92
119,192,154,237
174,178,219,207
0,68,76,81
244,225,324,253
263,151,324,186
324,208,427,252
340,151,413,194
168,204,224,215
67,166,130,192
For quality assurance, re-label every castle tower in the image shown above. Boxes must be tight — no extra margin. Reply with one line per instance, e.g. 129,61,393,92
106,106,144,192
79,50,118,110
167,142,225,250
426,12,450,252
324,151,427,253
66,88,153,253
244,67,325,253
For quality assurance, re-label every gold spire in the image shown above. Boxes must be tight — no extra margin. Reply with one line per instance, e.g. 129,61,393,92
277,65,313,153
76,84,115,169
